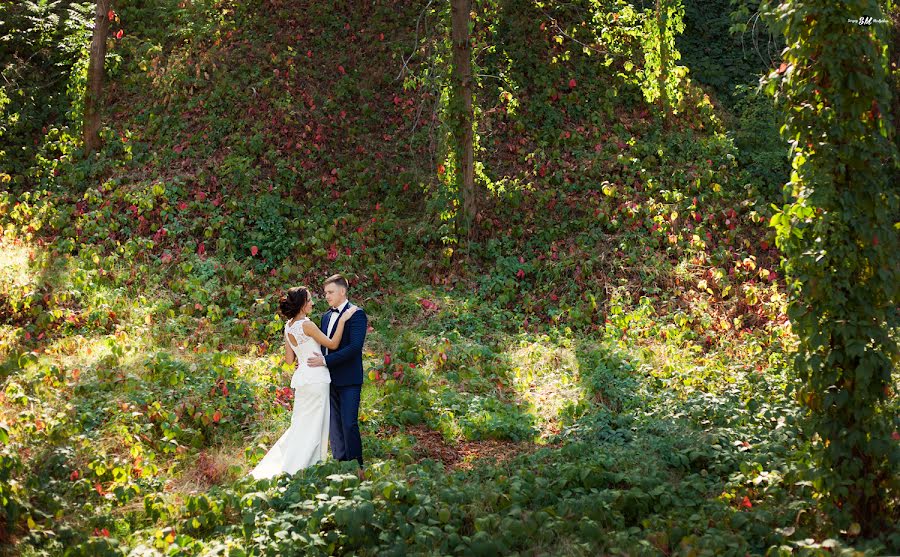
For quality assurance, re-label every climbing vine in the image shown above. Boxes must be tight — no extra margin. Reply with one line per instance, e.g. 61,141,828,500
763,0,899,532
641,0,688,117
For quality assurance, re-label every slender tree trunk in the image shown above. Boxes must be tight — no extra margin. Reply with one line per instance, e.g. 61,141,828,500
83,0,111,155
450,0,477,238
657,0,670,128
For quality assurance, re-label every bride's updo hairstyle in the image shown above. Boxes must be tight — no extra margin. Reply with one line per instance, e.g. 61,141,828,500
279,287,309,318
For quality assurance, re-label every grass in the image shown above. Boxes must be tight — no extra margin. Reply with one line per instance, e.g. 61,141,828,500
1,0,898,554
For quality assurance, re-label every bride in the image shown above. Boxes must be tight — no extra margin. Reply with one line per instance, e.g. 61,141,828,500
250,286,356,479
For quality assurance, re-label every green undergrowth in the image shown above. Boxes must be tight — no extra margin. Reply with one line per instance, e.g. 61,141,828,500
2,0,898,554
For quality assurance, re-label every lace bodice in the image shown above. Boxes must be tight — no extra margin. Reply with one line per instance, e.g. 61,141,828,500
285,318,330,388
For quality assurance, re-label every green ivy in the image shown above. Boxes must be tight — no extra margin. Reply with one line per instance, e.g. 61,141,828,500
641,0,688,115
763,0,900,532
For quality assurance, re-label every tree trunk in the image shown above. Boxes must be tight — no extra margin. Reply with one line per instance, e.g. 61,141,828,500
657,0,670,128
450,0,477,238
83,0,111,155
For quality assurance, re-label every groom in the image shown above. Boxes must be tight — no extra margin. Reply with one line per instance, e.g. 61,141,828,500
307,274,367,468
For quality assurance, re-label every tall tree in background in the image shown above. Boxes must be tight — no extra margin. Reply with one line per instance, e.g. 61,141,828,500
641,0,685,125
764,0,899,532
83,0,111,154
655,0,670,126
449,0,477,238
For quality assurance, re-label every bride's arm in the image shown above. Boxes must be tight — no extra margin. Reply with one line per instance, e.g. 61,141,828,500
302,308,357,350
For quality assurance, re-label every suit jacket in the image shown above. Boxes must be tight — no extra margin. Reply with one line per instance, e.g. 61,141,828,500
321,303,367,386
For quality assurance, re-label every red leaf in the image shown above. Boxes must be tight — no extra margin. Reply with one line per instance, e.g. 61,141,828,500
212,410,222,423
740,496,752,509
197,243,205,256
384,353,391,365
107,9,115,21
70,470,80,481
437,164,446,175
776,62,788,75
569,78,576,88
516,269,525,279
338,65,346,75
250,246,258,256
892,431,900,441
116,29,124,39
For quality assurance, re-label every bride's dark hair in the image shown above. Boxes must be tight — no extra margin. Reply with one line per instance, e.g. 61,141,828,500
279,287,309,318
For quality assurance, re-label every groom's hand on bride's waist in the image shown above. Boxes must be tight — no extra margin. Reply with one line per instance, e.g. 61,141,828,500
307,354,325,367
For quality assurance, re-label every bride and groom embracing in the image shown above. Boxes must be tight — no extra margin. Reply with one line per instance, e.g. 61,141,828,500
250,274,368,480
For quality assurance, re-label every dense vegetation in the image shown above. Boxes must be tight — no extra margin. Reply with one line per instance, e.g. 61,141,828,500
1,0,897,555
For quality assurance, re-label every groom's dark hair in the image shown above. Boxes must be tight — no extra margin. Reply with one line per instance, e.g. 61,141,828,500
324,274,349,291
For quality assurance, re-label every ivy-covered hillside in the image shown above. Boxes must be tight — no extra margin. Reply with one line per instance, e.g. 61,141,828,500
1,0,897,555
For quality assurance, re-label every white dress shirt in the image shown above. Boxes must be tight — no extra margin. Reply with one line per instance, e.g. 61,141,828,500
324,300,350,354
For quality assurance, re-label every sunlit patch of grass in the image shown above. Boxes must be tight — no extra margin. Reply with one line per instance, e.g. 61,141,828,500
0,237,32,291
0,237,37,356
507,335,587,440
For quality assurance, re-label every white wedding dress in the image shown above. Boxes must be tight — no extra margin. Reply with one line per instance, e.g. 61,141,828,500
250,317,331,479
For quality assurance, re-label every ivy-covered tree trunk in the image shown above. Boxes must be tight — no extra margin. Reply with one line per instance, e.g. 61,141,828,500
450,0,477,238
83,0,111,155
890,3,900,154
764,0,899,532
656,0,670,127
641,0,684,123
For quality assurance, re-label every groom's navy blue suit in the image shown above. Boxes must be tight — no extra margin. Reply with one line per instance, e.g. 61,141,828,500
321,302,367,467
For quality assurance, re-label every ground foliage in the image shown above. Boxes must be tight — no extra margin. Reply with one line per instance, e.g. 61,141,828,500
1,0,897,555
